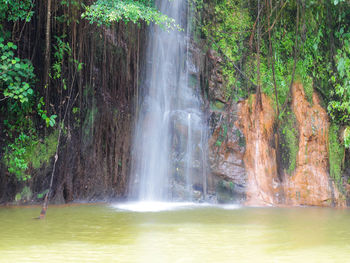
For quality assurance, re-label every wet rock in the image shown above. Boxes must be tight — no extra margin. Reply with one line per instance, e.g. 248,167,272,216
283,83,346,207
170,181,203,202
207,49,226,103
206,49,247,203
233,84,346,207
187,39,201,76
237,94,283,206
216,180,244,203
208,102,247,202
193,190,202,201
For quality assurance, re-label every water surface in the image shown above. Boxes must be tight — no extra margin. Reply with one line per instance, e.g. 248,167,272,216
1,204,350,262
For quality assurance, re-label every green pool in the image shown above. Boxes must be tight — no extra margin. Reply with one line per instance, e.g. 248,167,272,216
1,203,349,262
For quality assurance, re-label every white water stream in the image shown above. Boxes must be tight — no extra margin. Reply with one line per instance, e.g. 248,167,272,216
130,0,207,202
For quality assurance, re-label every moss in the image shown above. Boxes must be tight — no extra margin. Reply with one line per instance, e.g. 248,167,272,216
329,123,345,192
189,74,199,89
344,126,350,148
83,103,98,145
18,186,32,201
26,130,59,169
215,124,228,147
280,110,299,175
303,79,313,105
202,0,252,101
295,63,313,105
4,130,59,181
285,128,299,174
234,129,246,148
210,100,225,111
216,180,235,203
248,94,254,113
304,143,308,163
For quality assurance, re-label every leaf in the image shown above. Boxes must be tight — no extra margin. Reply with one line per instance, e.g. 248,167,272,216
37,189,49,199
15,193,22,202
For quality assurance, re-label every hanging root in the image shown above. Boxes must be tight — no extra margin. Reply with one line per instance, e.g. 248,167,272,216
34,153,59,220
33,194,48,220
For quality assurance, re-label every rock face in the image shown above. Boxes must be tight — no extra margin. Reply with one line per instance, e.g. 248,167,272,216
233,83,345,207
207,49,226,103
208,103,247,201
207,50,247,202
237,94,283,206
205,46,345,207
283,83,345,206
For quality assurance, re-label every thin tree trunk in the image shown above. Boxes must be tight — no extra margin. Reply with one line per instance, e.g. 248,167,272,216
268,0,279,118
289,0,299,91
267,0,282,178
256,0,263,110
281,0,300,112
44,0,52,108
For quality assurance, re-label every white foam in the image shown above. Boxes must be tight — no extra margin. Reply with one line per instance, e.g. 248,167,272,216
111,202,240,212
220,204,241,210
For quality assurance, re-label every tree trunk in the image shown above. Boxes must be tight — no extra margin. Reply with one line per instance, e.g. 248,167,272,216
44,0,52,106
268,0,279,118
256,0,263,110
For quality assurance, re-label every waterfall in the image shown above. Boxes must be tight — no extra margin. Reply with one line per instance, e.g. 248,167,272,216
129,0,207,202
185,113,193,200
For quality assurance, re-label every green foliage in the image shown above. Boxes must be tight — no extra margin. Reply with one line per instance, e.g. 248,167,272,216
52,34,83,82
82,0,180,30
262,3,322,108
52,35,71,82
0,1,59,181
4,133,32,181
258,26,294,107
333,0,346,5
299,74,313,105
37,189,49,199
4,131,59,181
329,124,345,191
288,1,350,126
37,97,57,127
215,124,227,147
61,0,81,9
0,0,34,22
328,30,350,124
344,127,350,149
0,37,35,103
14,186,32,202
27,130,59,169
14,193,21,202
280,111,299,175
243,0,350,128
202,0,252,101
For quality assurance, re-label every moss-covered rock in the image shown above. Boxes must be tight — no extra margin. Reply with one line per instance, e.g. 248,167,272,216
329,123,345,191
280,110,299,175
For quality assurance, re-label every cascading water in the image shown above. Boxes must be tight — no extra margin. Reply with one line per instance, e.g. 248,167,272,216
129,0,207,202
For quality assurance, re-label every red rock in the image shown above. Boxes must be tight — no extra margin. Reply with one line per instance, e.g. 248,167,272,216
237,94,283,206
283,83,345,207
236,84,346,207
